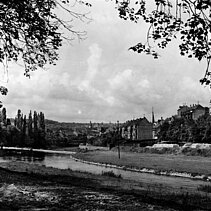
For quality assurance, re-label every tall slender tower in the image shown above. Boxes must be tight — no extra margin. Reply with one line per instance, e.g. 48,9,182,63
152,107,157,139
152,107,155,125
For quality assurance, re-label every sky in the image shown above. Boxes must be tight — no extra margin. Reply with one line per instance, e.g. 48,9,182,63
1,0,211,123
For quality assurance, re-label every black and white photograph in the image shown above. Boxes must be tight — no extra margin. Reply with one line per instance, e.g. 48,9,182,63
0,0,210,210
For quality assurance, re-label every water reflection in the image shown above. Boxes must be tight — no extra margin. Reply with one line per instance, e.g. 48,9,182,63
0,149,45,163
0,149,125,175
0,149,209,191
0,149,179,211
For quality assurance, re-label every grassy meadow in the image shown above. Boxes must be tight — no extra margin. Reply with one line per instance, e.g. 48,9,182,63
74,150,211,176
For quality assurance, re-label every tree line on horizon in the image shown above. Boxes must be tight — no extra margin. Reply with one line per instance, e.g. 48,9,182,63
0,108,46,148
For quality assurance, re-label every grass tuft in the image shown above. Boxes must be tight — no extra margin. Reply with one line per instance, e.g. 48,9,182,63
102,170,122,179
197,185,211,193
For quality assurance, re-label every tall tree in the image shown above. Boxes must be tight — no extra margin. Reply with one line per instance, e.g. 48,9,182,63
39,112,45,131
203,122,211,143
33,111,39,148
114,0,211,85
39,112,46,148
2,107,6,126
21,115,27,146
15,109,22,130
33,111,38,133
28,110,33,138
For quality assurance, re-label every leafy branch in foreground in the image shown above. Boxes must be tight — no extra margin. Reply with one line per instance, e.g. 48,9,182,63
0,0,91,94
114,0,211,86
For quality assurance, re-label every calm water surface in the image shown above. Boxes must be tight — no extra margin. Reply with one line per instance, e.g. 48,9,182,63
0,149,179,211
0,149,210,192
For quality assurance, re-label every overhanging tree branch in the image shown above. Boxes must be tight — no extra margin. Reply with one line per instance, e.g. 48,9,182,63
0,0,92,95
113,0,211,86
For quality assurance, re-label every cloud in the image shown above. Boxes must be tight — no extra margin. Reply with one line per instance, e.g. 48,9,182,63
138,79,150,88
175,76,210,104
109,69,133,90
1,2,211,123
79,43,102,91
77,43,117,107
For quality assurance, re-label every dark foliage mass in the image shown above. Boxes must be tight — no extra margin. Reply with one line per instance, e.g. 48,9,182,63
0,0,91,94
114,0,211,86
158,115,211,143
1,0,61,75
0,109,46,148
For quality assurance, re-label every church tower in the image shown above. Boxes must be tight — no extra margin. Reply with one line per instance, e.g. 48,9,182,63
152,107,157,139
152,107,155,125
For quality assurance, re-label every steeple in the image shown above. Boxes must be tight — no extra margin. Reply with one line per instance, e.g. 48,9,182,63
152,107,155,124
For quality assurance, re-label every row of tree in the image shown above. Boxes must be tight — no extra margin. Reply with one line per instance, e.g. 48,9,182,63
0,109,46,148
158,114,211,144
14,109,46,148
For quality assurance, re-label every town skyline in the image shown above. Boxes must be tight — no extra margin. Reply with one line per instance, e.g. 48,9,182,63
2,101,210,125
0,0,211,123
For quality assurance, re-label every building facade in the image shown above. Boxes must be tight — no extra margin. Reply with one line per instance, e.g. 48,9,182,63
121,117,153,141
177,104,209,120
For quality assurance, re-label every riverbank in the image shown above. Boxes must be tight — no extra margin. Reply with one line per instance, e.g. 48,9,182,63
0,147,211,210
0,160,210,210
1,163,175,211
0,158,211,210
2,146,76,155
74,150,211,180
0,161,180,211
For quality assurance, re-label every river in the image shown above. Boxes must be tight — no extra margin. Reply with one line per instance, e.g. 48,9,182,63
1,148,211,210
0,148,183,211
0,148,210,194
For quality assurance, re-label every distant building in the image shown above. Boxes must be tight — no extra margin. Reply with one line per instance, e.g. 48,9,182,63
177,104,209,120
121,117,153,141
152,108,157,139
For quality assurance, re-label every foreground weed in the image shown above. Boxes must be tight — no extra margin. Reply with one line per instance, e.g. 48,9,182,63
102,171,122,179
197,185,211,193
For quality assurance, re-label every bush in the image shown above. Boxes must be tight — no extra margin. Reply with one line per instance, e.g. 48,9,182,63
197,185,211,193
181,147,211,157
102,170,122,179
